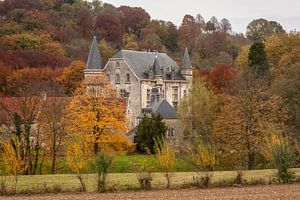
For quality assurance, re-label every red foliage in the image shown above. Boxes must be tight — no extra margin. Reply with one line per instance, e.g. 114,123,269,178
0,0,44,14
95,12,122,44
118,6,150,39
195,64,237,94
17,50,71,68
76,6,93,38
203,31,227,58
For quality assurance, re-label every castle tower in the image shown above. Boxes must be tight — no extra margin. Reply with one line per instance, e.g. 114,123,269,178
152,53,163,101
181,47,193,82
84,36,105,96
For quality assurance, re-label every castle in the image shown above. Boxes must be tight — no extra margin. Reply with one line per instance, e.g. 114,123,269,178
84,36,192,137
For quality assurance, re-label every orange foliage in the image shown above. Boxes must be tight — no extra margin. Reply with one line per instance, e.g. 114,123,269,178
66,77,131,154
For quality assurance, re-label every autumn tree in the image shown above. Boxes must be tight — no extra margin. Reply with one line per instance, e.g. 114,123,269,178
95,12,122,44
118,6,150,40
213,72,288,170
246,18,285,41
99,39,117,64
265,33,300,136
165,22,178,53
76,6,93,38
39,97,70,174
154,139,176,188
178,78,217,140
58,60,85,96
178,15,199,52
0,96,42,175
204,64,237,94
123,34,138,50
67,75,130,155
66,136,91,192
1,137,27,192
203,31,227,59
264,128,295,183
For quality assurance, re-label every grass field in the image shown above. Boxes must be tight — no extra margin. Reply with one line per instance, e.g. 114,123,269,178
3,168,300,192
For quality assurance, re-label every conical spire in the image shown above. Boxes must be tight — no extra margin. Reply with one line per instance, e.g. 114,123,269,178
153,53,162,76
182,47,192,69
86,36,103,70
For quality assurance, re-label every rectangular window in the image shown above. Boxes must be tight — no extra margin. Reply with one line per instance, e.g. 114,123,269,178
126,73,130,83
115,74,120,84
183,90,187,97
120,89,126,97
166,128,176,138
147,89,151,101
172,86,179,102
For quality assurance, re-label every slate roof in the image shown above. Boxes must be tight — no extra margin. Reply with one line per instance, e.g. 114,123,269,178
182,47,192,69
142,99,177,119
112,50,184,80
86,36,103,70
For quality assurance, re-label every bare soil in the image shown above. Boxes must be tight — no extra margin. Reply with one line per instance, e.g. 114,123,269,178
2,184,300,200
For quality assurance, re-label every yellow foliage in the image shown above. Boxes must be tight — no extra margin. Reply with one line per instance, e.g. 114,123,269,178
187,139,216,171
265,33,300,76
66,78,131,154
58,60,85,95
42,42,65,57
235,45,250,75
66,140,91,174
155,141,176,172
2,139,26,176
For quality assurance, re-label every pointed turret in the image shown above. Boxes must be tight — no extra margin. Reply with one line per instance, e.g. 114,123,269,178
182,47,192,69
84,36,105,97
181,47,193,82
86,36,103,70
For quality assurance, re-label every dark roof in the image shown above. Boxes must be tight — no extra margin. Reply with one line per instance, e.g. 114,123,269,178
142,99,177,119
86,36,103,70
112,50,184,80
182,47,192,69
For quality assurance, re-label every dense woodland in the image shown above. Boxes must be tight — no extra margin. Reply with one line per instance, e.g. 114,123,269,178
0,0,253,97
0,0,299,180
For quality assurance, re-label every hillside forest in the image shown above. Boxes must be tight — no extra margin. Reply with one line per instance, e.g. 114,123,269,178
0,0,299,176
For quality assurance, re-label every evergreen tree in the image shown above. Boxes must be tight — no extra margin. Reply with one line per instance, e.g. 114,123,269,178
248,41,269,77
135,114,167,154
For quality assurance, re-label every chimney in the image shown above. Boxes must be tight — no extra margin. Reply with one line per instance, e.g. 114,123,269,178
171,66,175,80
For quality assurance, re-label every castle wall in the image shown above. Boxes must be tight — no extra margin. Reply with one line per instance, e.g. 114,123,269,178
104,58,141,129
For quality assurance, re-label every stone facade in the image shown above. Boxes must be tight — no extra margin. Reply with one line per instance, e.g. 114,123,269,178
84,37,193,137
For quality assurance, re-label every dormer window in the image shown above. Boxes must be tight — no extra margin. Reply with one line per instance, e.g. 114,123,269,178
116,61,120,69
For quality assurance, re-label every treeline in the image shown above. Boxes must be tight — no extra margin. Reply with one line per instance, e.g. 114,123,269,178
0,0,285,96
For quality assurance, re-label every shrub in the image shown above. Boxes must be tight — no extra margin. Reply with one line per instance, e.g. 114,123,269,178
192,172,212,188
0,176,8,195
154,139,176,188
66,141,90,192
134,160,154,190
186,138,216,171
94,154,113,192
234,170,244,185
264,129,295,183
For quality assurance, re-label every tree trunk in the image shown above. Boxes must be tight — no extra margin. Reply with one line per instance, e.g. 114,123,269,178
51,132,57,174
247,152,255,170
